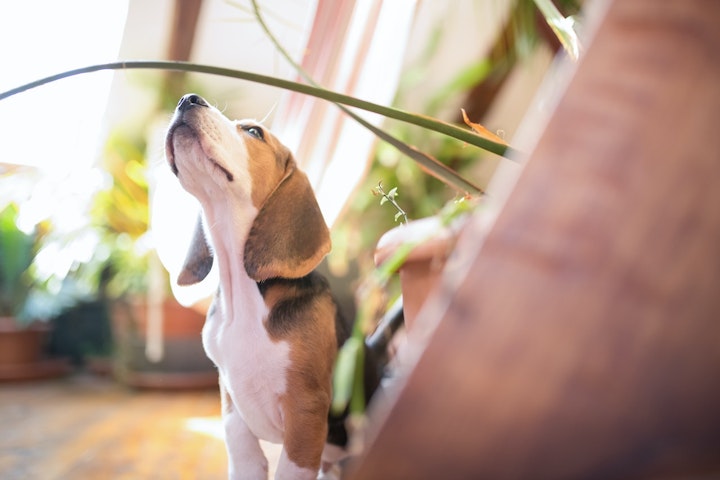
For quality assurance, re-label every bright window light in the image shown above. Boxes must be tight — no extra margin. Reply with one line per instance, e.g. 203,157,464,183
1,1,128,170
0,1,128,224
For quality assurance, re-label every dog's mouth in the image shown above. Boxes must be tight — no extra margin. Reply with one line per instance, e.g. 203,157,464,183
166,114,234,183
165,121,183,176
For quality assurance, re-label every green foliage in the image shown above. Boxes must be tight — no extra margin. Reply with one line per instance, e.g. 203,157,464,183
332,195,480,414
92,130,149,241
373,182,408,225
0,202,90,324
331,0,585,281
330,0,585,415
533,0,582,60
90,129,152,299
0,203,35,318
426,60,493,117
330,123,478,285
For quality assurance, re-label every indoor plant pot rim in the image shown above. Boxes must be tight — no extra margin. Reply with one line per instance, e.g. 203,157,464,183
374,215,458,268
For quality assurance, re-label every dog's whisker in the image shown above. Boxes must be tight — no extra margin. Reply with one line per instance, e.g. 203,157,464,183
260,101,278,125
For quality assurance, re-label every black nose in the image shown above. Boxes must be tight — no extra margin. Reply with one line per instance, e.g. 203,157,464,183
177,94,208,111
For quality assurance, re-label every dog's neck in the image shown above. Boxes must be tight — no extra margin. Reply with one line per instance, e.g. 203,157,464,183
202,202,266,325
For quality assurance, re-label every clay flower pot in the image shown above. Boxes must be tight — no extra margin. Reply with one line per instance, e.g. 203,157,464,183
111,297,217,389
0,316,70,381
374,216,459,331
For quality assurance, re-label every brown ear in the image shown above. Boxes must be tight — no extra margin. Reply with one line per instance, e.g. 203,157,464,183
244,166,330,281
177,215,214,286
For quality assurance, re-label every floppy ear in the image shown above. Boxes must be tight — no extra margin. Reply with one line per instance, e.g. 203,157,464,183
177,215,214,286
244,165,331,281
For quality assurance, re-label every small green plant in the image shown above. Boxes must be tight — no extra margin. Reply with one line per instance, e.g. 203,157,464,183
372,182,408,225
0,202,80,324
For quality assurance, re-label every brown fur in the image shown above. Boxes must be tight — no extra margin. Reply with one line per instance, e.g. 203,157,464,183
241,120,288,209
260,278,339,469
244,161,331,282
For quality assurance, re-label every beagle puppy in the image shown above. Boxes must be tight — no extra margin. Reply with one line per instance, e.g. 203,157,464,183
165,94,378,479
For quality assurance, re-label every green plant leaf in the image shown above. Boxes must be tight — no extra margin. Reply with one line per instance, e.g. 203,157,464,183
533,0,580,60
427,59,492,115
331,336,363,415
0,61,517,161
0,203,35,317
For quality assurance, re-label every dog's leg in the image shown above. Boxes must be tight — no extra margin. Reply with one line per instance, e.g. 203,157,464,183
276,391,330,480
221,382,268,480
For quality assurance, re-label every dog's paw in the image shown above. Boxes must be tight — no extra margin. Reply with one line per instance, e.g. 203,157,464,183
317,463,342,480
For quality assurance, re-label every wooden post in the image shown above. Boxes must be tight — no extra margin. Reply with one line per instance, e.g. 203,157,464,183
162,0,204,106
347,0,720,478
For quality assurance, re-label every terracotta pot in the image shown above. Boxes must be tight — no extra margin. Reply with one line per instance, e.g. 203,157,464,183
0,316,70,381
374,216,458,330
111,297,217,389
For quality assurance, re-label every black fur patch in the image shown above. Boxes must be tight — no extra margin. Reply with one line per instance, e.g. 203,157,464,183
258,272,333,338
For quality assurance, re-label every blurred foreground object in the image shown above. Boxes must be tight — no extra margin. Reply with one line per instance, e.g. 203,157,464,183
347,0,720,478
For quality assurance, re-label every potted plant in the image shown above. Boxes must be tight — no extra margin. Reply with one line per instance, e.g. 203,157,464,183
372,193,480,330
0,202,71,381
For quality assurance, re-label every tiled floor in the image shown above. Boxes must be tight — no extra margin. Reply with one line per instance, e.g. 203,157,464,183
0,373,282,479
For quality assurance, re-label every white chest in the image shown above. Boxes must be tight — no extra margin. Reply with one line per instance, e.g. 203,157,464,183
203,289,290,443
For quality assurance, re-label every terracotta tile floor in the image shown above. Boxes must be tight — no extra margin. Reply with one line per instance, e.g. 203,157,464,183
0,373,282,479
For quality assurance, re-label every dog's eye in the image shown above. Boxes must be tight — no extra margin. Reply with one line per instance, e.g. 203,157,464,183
243,126,264,140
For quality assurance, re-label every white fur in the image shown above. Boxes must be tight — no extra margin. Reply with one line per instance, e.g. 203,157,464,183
276,449,317,480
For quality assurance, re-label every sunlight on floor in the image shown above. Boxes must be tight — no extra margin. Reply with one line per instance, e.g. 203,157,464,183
184,416,225,440
184,415,283,475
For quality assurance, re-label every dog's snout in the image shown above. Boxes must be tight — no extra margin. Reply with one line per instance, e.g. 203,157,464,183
177,93,209,111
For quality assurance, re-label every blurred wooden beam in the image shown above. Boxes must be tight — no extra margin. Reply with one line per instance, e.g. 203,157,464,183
163,0,204,106
167,0,203,62
347,0,720,478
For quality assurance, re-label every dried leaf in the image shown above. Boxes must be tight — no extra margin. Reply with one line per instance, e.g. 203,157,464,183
461,109,508,147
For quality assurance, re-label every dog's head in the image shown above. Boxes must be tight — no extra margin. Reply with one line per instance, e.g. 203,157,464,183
165,94,330,284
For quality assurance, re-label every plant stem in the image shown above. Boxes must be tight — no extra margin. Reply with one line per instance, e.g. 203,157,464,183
374,183,408,225
0,61,517,162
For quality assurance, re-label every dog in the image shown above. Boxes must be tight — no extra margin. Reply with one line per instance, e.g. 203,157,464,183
165,93,380,479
